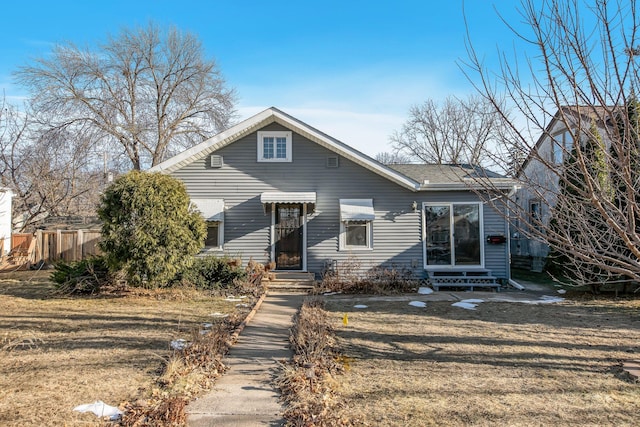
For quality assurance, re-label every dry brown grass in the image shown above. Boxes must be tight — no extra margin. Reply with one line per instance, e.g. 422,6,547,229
277,299,348,426
322,296,640,426
0,270,254,427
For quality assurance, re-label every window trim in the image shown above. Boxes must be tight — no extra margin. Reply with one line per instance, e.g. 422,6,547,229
257,131,292,162
339,219,373,251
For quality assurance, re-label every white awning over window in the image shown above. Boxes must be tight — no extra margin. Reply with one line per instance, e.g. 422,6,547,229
260,192,316,204
340,199,375,221
191,198,224,222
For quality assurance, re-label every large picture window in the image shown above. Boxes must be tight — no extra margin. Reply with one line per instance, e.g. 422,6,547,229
424,203,482,267
257,131,292,162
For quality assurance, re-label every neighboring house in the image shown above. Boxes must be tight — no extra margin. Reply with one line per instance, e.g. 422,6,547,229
151,107,517,286
512,106,610,270
0,188,13,256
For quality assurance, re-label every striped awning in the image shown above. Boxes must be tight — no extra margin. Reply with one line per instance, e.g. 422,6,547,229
260,192,316,204
340,199,375,221
191,198,224,221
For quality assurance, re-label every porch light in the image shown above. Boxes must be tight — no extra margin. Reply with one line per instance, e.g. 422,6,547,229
412,201,418,212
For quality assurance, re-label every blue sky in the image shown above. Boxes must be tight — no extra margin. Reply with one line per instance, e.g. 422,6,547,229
0,1,527,157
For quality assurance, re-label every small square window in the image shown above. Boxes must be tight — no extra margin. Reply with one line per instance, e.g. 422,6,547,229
340,220,373,250
258,131,292,162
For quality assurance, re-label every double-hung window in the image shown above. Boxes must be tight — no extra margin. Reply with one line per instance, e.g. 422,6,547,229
339,199,374,250
258,131,292,162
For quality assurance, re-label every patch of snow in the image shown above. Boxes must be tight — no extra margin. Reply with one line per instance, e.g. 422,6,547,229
74,401,123,420
418,287,434,295
323,291,341,295
539,295,565,303
170,339,188,350
225,297,242,302
460,299,484,304
493,295,566,305
557,289,567,294
353,304,368,309
409,301,427,308
452,301,478,310
211,312,229,318
203,323,213,328
235,303,250,308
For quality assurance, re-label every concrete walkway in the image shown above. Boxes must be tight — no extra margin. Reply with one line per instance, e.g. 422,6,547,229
187,291,304,427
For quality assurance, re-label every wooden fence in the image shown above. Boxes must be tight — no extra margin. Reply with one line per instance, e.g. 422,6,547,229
10,230,102,264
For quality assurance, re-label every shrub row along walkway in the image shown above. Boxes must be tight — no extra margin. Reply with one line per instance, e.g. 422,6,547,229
187,291,304,426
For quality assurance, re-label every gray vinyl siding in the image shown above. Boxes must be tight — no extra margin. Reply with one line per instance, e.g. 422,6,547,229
171,122,509,279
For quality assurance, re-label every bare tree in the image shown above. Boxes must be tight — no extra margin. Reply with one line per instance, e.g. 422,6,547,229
465,0,640,287
16,22,236,170
390,95,516,172
374,151,413,165
0,98,102,230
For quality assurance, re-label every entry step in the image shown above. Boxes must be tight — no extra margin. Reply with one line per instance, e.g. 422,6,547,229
270,272,315,282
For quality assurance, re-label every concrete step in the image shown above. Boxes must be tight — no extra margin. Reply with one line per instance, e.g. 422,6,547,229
265,280,315,292
271,272,315,281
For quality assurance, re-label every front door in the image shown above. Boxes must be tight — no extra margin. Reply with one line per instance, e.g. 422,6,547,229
275,204,303,270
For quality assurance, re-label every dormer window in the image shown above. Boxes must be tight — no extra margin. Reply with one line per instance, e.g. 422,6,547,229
257,131,292,162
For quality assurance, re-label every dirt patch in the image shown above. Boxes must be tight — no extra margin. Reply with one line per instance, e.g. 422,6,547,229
324,296,640,426
0,270,249,426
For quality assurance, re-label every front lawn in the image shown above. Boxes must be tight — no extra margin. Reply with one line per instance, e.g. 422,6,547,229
0,270,251,426
321,296,640,426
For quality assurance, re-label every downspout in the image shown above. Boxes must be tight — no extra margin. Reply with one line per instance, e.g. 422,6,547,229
507,184,523,288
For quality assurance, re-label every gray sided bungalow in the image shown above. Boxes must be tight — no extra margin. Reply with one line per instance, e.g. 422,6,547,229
150,108,517,287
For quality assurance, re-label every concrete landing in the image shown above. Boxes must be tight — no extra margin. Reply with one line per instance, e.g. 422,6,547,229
187,291,304,427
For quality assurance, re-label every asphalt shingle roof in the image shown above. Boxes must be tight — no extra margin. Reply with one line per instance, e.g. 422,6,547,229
388,163,507,184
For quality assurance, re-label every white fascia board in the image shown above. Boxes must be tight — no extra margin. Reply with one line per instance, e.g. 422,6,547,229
419,181,519,191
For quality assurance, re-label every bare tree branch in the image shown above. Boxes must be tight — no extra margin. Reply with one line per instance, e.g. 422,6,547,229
464,0,640,287
15,22,237,170
390,95,519,174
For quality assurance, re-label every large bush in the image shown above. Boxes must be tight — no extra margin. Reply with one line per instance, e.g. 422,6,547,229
98,171,206,287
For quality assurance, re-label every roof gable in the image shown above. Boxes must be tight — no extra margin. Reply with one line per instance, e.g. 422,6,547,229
517,105,613,176
150,107,421,191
